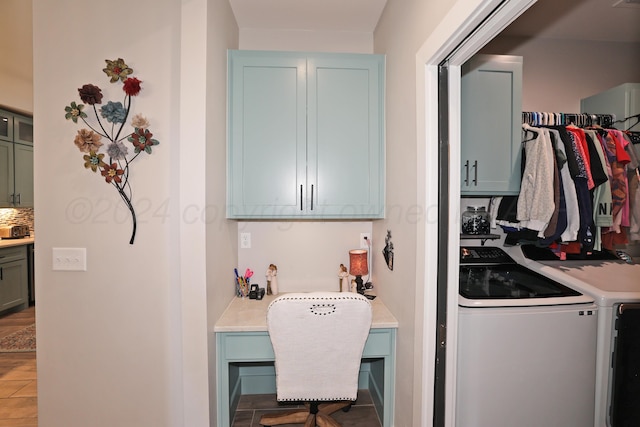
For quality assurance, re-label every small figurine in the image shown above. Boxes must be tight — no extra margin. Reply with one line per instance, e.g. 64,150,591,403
266,264,278,295
338,264,349,292
350,279,357,293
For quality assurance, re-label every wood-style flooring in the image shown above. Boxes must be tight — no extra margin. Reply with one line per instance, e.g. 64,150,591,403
0,306,37,427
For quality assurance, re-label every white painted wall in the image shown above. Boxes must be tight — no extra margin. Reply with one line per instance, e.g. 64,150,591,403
482,36,640,112
31,0,238,425
240,28,374,53
236,222,373,293
205,0,239,425
0,0,33,113
374,1,458,425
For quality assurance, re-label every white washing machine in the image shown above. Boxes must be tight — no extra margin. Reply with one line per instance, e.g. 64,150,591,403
512,247,640,427
457,246,598,427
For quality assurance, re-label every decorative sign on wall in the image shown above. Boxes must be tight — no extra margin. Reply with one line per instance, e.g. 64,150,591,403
64,58,160,244
383,230,394,271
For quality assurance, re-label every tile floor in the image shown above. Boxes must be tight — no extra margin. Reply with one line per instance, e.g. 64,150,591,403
0,306,37,427
0,307,381,427
232,390,382,427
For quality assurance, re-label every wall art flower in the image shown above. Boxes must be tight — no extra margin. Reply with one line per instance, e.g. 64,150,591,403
65,58,160,244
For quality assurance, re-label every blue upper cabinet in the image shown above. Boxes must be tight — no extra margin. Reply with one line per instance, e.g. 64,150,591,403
227,50,385,219
461,54,523,195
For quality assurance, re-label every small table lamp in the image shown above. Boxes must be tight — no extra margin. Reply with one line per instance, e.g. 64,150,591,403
349,249,368,294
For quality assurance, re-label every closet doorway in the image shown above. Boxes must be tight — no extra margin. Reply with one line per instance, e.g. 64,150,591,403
418,1,537,424
420,0,640,425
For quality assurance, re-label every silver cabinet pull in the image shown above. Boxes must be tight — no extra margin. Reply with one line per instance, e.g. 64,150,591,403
464,160,469,186
472,160,478,186
16,193,21,205
310,185,314,210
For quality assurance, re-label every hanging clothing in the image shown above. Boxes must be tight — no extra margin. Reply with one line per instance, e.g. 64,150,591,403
518,125,556,235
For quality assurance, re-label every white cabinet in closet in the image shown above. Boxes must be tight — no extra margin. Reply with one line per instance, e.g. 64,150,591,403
580,83,640,130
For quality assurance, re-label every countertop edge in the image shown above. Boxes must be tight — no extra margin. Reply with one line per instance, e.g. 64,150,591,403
0,237,35,249
213,293,399,333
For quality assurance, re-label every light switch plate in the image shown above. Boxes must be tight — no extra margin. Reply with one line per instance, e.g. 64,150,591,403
52,247,87,271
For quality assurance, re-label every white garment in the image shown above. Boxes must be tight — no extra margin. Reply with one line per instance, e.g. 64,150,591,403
518,125,556,235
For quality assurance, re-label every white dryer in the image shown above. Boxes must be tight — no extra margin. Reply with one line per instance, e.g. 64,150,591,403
509,246,640,427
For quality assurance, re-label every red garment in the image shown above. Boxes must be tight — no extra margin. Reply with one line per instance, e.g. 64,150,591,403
601,227,628,250
567,127,595,189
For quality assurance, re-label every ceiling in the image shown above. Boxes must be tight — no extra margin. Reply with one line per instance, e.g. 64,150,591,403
227,0,640,43
502,0,640,43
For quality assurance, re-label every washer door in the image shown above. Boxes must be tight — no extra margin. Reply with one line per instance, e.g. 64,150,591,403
459,264,591,307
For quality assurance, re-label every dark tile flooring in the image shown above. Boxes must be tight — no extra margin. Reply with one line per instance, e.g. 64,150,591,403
232,390,382,427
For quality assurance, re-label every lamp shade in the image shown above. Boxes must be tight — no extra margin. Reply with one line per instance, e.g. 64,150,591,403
349,249,368,276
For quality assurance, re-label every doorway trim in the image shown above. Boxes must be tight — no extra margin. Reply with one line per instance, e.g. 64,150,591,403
415,0,537,424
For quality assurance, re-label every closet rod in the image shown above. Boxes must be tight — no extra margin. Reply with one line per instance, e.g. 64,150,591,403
522,111,616,128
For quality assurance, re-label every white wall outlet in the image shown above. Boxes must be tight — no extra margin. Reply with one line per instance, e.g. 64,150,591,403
240,232,251,249
52,247,87,271
360,233,371,249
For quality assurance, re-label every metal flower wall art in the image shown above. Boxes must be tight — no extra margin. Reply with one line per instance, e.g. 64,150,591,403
64,58,160,244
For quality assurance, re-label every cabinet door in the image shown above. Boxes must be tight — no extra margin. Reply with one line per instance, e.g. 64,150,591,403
0,259,28,312
461,55,522,195
580,83,640,130
14,144,34,207
0,140,15,207
0,110,13,142
227,51,307,218
14,115,33,146
307,54,385,218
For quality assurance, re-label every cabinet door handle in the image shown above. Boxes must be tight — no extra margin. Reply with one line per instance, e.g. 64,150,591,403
472,160,478,186
10,194,15,204
464,161,469,186
0,267,3,281
310,185,314,210
16,193,21,205
300,185,303,211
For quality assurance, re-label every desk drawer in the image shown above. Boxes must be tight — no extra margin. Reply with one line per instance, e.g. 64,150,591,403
221,332,275,361
363,329,394,357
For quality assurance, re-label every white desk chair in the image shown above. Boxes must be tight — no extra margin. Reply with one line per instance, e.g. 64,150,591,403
260,292,372,427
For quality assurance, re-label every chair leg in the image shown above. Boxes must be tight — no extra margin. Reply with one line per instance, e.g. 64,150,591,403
259,409,309,426
316,412,342,427
304,413,316,427
318,401,351,415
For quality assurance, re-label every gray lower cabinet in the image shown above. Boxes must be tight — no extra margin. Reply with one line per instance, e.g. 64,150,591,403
227,50,385,219
461,54,523,195
0,245,28,313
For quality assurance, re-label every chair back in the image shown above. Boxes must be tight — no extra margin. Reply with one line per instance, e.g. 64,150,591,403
267,292,372,402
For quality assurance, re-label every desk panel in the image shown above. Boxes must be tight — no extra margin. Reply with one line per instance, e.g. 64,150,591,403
214,295,397,427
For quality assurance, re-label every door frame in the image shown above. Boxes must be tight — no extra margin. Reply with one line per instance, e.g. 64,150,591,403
415,0,537,424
